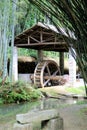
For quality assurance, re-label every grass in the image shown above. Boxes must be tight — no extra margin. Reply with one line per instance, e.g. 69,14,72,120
39,85,86,98
66,86,85,95
39,87,59,97
76,100,87,105
39,86,69,97
78,106,87,118
80,107,87,115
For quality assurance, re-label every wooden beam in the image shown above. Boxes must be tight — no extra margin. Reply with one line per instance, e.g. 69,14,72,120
42,36,55,42
37,30,55,35
28,29,39,36
28,36,30,44
44,76,63,80
29,36,40,43
22,33,27,36
59,52,64,75
15,36,21,39
40,31,43,42
47,47,67,49
55,35,57,42
16,42,66,46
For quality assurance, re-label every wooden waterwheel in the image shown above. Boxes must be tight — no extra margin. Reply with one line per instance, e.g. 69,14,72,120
34,60,61,88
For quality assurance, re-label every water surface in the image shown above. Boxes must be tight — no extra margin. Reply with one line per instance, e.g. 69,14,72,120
0,98,79,130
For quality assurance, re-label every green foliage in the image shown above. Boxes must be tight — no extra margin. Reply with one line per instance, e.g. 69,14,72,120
15,0,47,34
44,51,59,59
80,107,87,114
28,0,87,95
66,86,85,95
18,48,37,58
18,48,60,59
0,81,41,104
78,106,87,117
76,100,87,105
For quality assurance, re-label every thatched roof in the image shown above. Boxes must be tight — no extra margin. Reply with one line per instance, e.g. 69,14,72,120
18,56,36,62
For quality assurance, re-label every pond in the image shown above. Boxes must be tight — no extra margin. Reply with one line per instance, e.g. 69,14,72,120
0,98,80,130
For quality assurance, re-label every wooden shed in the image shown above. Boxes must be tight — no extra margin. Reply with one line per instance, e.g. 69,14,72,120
13,22,76,87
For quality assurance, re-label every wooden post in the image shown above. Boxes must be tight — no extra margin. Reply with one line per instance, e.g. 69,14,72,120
12,46,18,81
59,52,64,75
37,50,43,62
69,48,76,86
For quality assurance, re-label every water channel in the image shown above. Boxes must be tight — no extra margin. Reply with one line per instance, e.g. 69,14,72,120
0,98,83,130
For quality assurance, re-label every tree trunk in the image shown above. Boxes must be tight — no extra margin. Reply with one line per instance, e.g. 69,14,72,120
9,0,17,82
3,1,8,79
0,5,3,77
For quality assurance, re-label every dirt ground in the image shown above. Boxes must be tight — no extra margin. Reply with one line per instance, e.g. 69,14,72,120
59,104,87,130
40,79,87,130
54,80,87,130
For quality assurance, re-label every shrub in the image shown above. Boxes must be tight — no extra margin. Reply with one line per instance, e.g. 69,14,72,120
0,81,41,104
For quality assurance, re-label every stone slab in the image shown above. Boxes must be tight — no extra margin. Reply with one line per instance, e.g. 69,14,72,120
13,123,33,130
41,117,63,130
16,109,59,124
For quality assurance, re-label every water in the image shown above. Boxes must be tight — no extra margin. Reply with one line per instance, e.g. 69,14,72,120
0,98,81,130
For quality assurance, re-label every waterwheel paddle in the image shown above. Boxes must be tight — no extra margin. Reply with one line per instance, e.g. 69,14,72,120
34,60,61,88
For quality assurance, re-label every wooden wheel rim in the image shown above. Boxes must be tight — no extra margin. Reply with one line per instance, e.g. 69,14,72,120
34,60,61,88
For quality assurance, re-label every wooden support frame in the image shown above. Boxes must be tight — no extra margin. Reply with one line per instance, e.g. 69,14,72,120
59,52,64,75
14,22,69,52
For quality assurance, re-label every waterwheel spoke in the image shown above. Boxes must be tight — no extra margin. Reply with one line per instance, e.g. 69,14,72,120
52,70,58,76
46,65,51,76
43,65,51,87
43,79,50,87
43,70,58,87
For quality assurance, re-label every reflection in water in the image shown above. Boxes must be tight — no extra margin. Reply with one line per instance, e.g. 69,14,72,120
0,98,81,130
0,101,40,130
